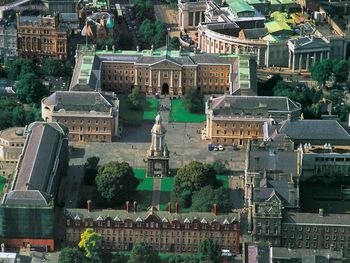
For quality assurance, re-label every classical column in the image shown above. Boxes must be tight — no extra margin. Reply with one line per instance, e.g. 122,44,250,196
327,51,330,59
179,70,183,94
193,12,196,26
199,11,202,23
135,68,138,85
298,53,303,72
314,52,317,63
288,50,292,69
170,70,173,88
257,48,261,65
306,53,310,70
158,70,161,88
292,53,295,72
320,51,323,61
194,69,197,86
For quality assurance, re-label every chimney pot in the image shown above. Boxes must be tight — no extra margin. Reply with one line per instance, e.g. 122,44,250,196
213,203,218,215
133,201,137,213
175,202,179,214
87,200,92,212
125,201,129,213
167,202,171,213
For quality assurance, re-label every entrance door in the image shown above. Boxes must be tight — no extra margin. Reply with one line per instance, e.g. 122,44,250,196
162,83,169,94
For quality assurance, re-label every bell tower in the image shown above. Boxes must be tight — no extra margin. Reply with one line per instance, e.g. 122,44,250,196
147,114,169,177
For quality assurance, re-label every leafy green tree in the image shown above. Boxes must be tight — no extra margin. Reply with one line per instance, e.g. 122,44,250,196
78,228,102,259
211,160,229,175
128,87,145,110
169,254,200,263
311,59,332,87
119,33,134,50
169,37,180,50
183,88,204,113
134,0,154,21
191,186,231,213
11,106,26,127
95,161,139,203
84,156,100,185
0,63,7,78
128,242,160,263
332,59,349,83
153,21,165,47
96,37,118,51
174,161,219,208
197,239,222,262
42,58,65,77
7,59,23,80
58,247,86,263
16,73,49,104
139,19,154,42
0,109,12,130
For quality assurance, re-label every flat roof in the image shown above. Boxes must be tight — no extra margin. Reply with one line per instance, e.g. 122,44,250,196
0,127,25,142
226,0,255,13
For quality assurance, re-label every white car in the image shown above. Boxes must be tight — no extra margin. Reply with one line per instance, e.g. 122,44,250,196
213,146,219,151
218,145,224,151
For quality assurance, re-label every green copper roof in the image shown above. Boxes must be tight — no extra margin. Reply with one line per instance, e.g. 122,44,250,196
225,0,255,13
265,21,292,33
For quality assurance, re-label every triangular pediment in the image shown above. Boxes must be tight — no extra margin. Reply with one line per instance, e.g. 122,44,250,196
293,38,329,51
267,191,282,204
150,58,182,68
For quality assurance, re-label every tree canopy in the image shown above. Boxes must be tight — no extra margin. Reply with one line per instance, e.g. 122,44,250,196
173,161,219,208
78,228,102,259
197,239,222,262
311,59,332,87
84,156,100,185
191,186,231,213
58,247,86,263
7,59,36,80
95,161,139,203
183,88,205,113
128,242,160,263
128,88,145,110
134,0,154,21
169,37,180,50
332,59,349,83
41,58,65,77
16,72,49,104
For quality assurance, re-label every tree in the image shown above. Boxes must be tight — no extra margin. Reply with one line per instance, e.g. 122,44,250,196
11,106,26,127
42,58,65,77
173,161,219,207
183,88,204,113
139,19,154,42
7,59,36,80
211,160,229,175
332,59,349,83
153,21,165,47
96,37,118,51
134,0,154,21
78,228,102,259
0,63,7,78
59,247,86,263
95,161,139,203
16,73,49,104
84,156,100,185
311,59,332,87
128,242,160,263
197,239,222,262
128,87,145,110
191,186,231,213
119,33,134,50
169,255,200,263
169,37,180,50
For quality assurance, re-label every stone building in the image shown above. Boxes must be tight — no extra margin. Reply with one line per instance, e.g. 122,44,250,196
0,127,25,163
16,13,69,60
281,210,350,258
0,122,69,251
42,91,119,143
147,114,169,177
205,95,301,147
0,22,17,61
66,202,240,254
69,45,257,96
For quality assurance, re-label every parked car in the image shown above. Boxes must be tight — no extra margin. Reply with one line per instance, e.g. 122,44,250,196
213,146,218,151
218,145,224,151
208,144,214,151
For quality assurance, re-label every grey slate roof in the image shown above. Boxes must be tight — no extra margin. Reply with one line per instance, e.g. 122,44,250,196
42,91,113,112
211,95,301,116
12,122,67,193
241,28,268,39
3,190,51,206
279,120,350,141
289,36,330,51
284,211,350,226
66,208,239,224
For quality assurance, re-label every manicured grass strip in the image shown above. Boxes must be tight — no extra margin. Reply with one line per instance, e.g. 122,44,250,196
0,176,6,192
143,98,159,120
217,175,229,189
134,169,154,191
170,99,206,123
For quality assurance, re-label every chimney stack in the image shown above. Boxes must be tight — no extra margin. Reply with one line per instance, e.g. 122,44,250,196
133,201,137,213
175,202,179,214
213,203,218,215
319,208,324,217
167,202,171,213
87,200,92,212
125,201,129,213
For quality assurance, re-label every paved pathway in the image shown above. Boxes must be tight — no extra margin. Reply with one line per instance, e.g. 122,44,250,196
152,178,161,209
158,96,171,124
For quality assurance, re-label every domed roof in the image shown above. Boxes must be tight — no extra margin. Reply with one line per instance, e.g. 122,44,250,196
151,114,166,134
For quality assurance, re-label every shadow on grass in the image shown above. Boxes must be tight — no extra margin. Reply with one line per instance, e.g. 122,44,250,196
70,147,85,159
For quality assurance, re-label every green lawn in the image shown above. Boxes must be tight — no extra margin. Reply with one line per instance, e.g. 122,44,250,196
217,175,229,189
134,169,154,209
0,176,6,193
170,99,206,123
119,96,158,124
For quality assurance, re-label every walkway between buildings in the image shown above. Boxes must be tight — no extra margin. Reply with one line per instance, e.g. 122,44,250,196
152,178,161,209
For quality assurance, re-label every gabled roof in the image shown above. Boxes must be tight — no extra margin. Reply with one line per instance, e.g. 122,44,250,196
3,190,51,206
279,120,350,141
265,21,291,34
289,36,330,51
